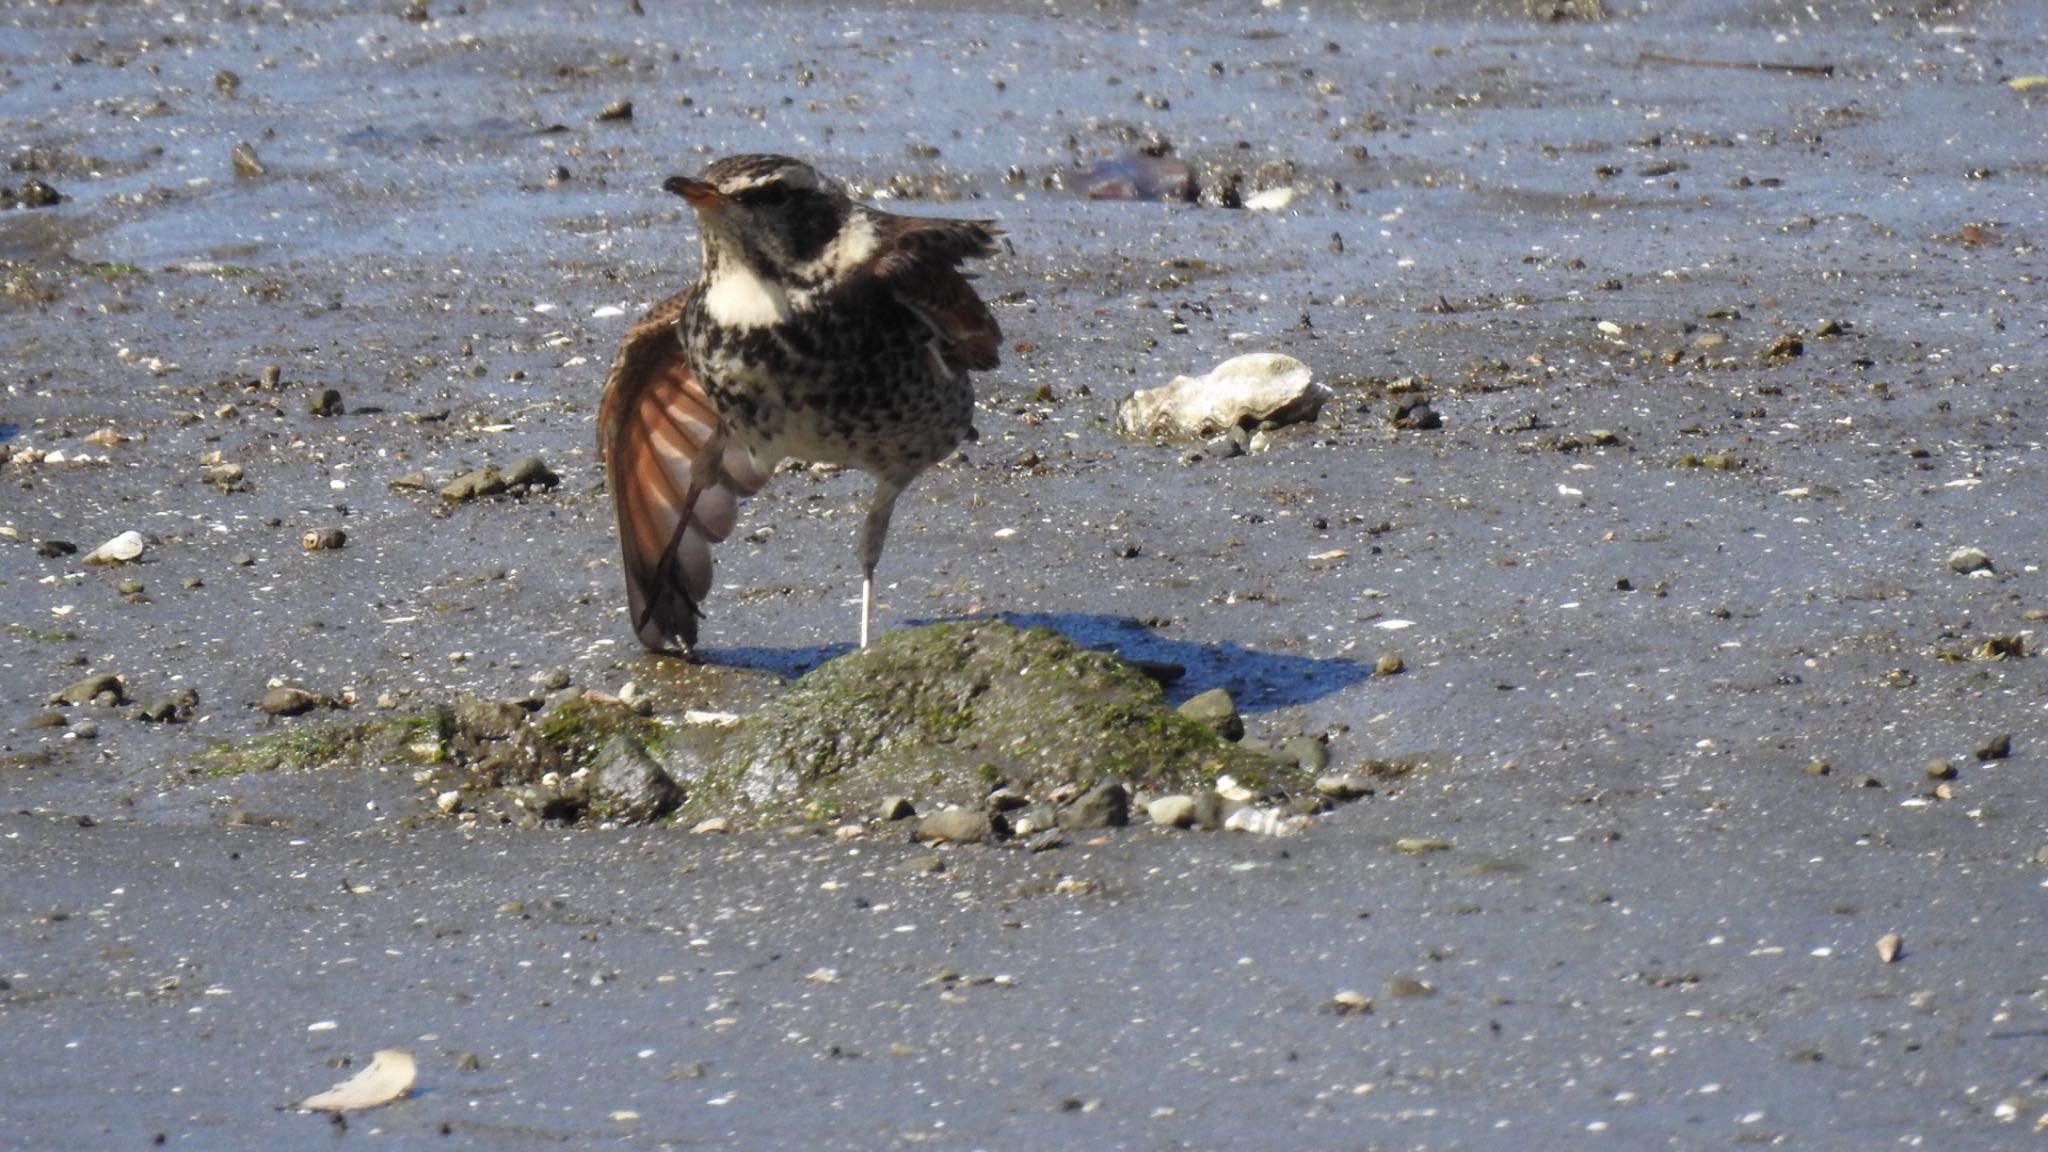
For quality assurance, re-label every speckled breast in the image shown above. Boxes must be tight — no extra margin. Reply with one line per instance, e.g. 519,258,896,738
683,281,973,479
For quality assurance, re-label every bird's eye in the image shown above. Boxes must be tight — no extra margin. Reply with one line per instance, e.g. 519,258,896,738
732,184,793,208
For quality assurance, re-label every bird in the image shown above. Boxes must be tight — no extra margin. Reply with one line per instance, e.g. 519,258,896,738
598,154,1003,658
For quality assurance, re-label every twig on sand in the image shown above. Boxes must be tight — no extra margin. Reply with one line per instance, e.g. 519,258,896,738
1637,51,1835,78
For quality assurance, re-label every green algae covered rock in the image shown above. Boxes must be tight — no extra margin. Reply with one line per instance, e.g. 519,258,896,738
708,619,1293,812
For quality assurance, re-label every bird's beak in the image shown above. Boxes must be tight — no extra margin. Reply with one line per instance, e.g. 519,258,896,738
662,175,723,209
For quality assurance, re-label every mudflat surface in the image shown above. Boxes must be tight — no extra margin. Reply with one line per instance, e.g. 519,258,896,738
3,0,2045,1148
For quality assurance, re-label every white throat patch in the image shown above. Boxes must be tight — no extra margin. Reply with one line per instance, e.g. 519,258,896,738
702,262,792,329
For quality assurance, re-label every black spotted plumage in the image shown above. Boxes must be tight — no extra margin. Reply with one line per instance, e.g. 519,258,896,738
599,154,1003,656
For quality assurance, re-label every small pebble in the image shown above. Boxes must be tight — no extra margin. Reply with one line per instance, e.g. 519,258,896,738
917,807,992,844
231,141,266,178
1947,547,1992,574
1394,837,1451,854
301,528,345,551
308,389,344,417
689,817,732,835
1923,760,1957,781
1876,932,1902,964
1146,794,1197,828
878,796,917,821
259,686,331,717
1974,733,2011,761
1059,781,1129,829
1374,653,1405,676
503,456,560,490
442,467,508,502
1177,688,1243,741
1331,990,1373,1015
1315,774,1375,800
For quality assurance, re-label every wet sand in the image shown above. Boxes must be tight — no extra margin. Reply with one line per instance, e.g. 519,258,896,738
3,0,2045,1147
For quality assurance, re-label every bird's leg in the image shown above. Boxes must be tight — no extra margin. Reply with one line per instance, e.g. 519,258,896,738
857,476,910,648
860,574,874,650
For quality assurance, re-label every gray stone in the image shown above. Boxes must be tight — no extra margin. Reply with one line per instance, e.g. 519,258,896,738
1177,688,1243,741
450,695,528,742
878,795,917,821
259,686,333,717
1277,735,1329,773
1146,794,1197,828
1315,774,1375,800
1192,790,1229,831
1060,781,1130,829
442,466,507,502
1947,546,1992,574
918,807,994,844
503,456,560,490
589,736,682,825
51,674,124,707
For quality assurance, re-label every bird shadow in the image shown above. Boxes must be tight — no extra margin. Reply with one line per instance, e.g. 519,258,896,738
711,611,1372,711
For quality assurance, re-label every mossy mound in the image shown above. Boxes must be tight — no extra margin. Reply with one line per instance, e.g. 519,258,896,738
706,619,1292,813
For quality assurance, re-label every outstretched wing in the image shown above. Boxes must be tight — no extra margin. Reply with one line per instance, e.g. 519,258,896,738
872,214,1003,373
597,289,768,655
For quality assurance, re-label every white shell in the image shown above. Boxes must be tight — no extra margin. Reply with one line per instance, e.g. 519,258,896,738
1115,353,1328,440
295,1049,416,1112
84,530,145,565
1223,806,1305,837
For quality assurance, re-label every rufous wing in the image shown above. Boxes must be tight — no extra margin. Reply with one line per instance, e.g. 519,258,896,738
598,289,768,655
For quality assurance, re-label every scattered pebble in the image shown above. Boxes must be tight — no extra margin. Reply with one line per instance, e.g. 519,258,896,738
1947,547,1992,574
259,686,335,717
1315,774,1374,800
689,817,732,835
1146,794,1197,828
1058,781,1129,829
1395,837,1451,854
1876,932,1902,964
1923,760,1957,781
596,99,634,122
878,796,917,821
503,456,560,490
1374,653,1405,676
49,674,125,707
1176,688,1243,741
442,467,507,502
917,807,993,844
231,141,266,178
301,528,346,552
308,389,344,417
1330,990,1373,1016
18,178,65,208
1975,733,2011,761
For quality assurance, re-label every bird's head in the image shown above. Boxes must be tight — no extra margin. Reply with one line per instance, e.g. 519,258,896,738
664,154,857,282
